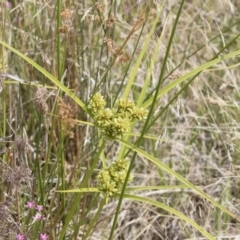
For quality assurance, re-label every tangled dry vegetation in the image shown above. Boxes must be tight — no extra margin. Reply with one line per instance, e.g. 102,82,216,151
1,0,240,239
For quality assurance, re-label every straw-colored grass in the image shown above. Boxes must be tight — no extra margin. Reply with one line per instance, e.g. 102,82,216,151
0,1,240,239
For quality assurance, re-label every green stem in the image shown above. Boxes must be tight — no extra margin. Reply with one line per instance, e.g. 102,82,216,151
82,198,106,240
108,1,185,239
57,0,62,81
58,140,106,240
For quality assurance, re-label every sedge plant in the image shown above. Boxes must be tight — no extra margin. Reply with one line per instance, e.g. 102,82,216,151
1,1,240,240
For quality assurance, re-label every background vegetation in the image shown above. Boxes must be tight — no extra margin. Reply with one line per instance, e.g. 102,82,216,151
1,0,240,239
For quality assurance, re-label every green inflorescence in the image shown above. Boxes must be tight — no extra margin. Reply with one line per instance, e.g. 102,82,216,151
87,93,148,139
87,92,106,113
97,159,133,197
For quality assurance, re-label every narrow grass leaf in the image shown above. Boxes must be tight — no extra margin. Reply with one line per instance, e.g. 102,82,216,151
0,40,87,112
143,49,240,109
122,193,215,240
119,139,240,221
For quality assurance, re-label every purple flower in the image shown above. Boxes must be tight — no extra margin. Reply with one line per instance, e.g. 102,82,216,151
26,201,35,209
36,205,43,211
16,234,25,240
39,233,49,240
33,213,42,220
33,213,46,221
6,1,12,8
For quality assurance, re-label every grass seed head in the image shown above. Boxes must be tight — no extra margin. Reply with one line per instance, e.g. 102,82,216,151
88,93,147,139
97,159,132,197
35,88,49,114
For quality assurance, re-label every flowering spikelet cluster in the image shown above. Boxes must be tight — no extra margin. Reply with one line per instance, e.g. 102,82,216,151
103,16,116,27
35,87,49,114
103,38,132,64
15,137,28,154
57,97,76,138
87,92,106,113
87,93,148,139
93,4,116,27
59,9,74,34
2,165,32,192
97,159,133,197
